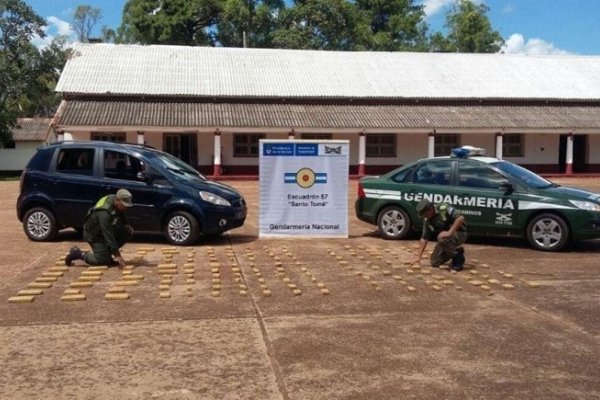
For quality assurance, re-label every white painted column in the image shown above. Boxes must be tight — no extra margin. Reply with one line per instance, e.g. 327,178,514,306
213,129,221,177
427,132,435,158
358,131,366,176
495,132,503,159
566,132,574,175
137,130,145,145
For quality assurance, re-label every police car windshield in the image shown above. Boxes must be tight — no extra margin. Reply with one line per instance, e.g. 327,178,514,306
491,161,553,188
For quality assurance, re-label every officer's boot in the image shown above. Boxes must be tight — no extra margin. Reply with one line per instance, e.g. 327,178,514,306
450,247,465,271
65,246,83,266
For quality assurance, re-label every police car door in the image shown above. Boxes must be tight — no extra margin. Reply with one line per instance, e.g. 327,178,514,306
410,160,455,228
456,160,518,236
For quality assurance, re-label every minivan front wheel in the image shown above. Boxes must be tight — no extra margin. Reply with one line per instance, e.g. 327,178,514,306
526,213,569,252
23,207,57,241
164,211,199,246
377,206,411,240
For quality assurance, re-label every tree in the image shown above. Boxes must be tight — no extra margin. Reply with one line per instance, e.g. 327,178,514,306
429,31,451,52
0,0,46,145
118,0,222,45
354,0,429,51
19,36,71,117
216,0,284,48
438,0,504,53
101,25,116,43
272,0,357,50
72,5,102,42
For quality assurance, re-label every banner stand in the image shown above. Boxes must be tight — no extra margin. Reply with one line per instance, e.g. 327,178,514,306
259,139,349,238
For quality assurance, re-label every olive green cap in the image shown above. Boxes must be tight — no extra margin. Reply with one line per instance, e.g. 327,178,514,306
116,189,133,207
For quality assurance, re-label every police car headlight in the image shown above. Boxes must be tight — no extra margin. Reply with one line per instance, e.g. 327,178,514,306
199,191,231,206
569,200,600,211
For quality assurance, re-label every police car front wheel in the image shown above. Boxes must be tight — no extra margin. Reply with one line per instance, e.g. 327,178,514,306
377,206,411,240
526,213,569,252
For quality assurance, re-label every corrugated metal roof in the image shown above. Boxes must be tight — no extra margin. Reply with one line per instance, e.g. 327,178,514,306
10,118,51,141
57,100,600,130
56,44,600,101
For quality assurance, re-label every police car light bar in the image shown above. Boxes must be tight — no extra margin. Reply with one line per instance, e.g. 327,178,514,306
451,146,486,158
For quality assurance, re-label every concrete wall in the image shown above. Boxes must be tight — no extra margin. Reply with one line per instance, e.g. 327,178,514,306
504,134,558,164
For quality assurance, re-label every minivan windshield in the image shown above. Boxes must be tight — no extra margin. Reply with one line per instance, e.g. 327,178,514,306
149,151,206,181
491,161,554,189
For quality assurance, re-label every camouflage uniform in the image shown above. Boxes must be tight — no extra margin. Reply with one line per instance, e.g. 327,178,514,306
421,203,467,268
82,194,132,265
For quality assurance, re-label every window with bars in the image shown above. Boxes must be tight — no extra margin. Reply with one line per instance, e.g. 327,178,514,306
300,133,333,140
234,133,265,157
92,133,125,143
366,134,396,157
502,134,524,157
434,134,459,156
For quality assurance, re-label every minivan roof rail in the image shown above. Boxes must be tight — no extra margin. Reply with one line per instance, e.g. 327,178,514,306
49,140,156,150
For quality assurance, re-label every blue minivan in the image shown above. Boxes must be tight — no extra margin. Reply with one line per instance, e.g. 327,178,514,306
17,141,247,245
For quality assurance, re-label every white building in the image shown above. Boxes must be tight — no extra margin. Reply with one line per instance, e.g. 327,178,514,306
53,43,600,177
0,118,52,172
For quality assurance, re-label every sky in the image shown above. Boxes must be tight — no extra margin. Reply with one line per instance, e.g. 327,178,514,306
27,0,600,55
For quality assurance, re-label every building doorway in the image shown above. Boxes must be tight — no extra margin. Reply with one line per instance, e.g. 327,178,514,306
559,134,588,173
164,134,198,168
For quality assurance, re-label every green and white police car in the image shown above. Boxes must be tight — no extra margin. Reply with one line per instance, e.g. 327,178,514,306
355,146,600,251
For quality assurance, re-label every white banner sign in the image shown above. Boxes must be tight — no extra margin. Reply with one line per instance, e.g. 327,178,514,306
259,140,349,238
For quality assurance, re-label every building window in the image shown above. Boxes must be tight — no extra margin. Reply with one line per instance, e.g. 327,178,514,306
300,133,333,140
92,133,125,143
366,134,396,157
503,134,524,157
435,134,459,156
234,133,265,157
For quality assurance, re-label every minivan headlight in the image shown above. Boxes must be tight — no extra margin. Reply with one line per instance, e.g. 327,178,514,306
199,191,231,206
569,200,600,211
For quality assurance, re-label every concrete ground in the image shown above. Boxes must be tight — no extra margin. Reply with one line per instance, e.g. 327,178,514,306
1,178,600,399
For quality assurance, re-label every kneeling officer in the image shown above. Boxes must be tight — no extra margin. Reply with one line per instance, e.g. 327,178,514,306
413,199,467,271
65,189,134,268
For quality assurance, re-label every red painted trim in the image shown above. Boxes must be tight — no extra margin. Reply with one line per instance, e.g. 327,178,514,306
565,163,573,175
358,163,366,177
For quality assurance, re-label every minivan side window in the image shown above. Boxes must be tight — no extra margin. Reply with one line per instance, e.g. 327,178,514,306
104,150,145,182
56,149,94,176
